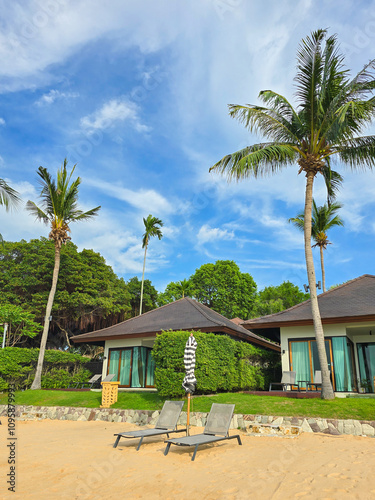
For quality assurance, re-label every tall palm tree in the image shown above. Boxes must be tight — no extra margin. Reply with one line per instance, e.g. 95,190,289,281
140,215,163,315
289,200,344,292
210,29,375,399
27,159,101,389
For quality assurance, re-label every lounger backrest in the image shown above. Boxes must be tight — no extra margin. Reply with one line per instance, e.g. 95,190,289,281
89,374,102,383
155,400,184,430
314,371,322,384
102,374,116,383
203,403,235,437
281,371,296,385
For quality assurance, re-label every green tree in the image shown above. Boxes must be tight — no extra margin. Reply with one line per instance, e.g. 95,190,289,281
140,215,163,315
26,159,101,389
0,238,130,344
289,201,344,292
210,30,375,399
253,281,309,317
157,279,194,305
0,303,42,347
128,276,158,316
189,260,257,319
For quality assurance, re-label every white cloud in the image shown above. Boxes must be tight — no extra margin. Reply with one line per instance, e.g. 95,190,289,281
80,98,150,133
197,224,234,245
0,118,5,126
35,89,79,106
84,177,173,215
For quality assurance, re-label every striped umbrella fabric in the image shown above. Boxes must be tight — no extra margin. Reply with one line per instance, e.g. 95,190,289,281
182,334,197,394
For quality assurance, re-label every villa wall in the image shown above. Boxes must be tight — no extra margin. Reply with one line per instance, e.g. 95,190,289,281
1,404,374,438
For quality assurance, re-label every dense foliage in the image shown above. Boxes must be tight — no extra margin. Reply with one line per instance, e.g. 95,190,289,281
152,330,280,397
0,303,42,347
253,281,309,317
127,276,158,316
0,239,131,347
189,260,257,319
0,347,92,390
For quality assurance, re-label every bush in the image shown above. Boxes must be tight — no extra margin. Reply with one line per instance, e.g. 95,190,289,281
152,330,280,398
0,347,93,390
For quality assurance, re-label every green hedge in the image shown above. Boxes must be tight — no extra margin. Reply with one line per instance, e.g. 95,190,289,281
152,331,280,398
0,347,92,390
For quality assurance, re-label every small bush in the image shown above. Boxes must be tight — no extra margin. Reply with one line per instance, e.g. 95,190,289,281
152,330,280,398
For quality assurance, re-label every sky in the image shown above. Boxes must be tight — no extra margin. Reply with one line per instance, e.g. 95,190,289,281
1,0,375,294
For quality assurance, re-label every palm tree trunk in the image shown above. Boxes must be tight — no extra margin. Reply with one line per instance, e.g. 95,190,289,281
30,244,61,390
304,171,334,400
139,243,148,315
320,246,326,292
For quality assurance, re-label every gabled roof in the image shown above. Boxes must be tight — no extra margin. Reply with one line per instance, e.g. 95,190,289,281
242,274,375,329
71,297,280,351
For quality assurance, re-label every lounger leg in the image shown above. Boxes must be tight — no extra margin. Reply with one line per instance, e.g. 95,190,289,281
237,436,242,446
191,444,199,461
136,436,144,451
113,435,121,448
164,443,171,456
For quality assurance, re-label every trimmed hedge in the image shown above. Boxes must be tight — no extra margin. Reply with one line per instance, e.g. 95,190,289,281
0,347,92,390
152,330,280,398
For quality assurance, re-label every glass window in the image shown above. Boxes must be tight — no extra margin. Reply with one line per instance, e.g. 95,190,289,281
108,347,155,388
332,337,355,391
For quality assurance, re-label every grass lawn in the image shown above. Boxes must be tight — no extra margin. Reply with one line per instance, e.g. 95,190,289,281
1,390,374,420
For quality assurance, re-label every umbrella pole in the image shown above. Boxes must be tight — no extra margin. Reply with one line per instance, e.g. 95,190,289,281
187,392,191,436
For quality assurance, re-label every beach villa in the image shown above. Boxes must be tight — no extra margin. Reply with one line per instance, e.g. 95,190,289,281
241,274,375,393
71,297,279,389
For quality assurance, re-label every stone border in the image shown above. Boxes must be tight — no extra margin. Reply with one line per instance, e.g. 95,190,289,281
1,405,374,437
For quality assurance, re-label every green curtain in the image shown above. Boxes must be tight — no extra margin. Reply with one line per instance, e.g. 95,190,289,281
357,343,375,393
146,350,155,386
108,350,120,379
119,349,132,386
291,341,310,383
332,337,354,391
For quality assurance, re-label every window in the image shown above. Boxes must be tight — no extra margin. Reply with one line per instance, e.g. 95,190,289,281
107,347,155,388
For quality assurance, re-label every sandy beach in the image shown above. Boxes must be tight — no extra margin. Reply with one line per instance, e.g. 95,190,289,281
1,419,375,500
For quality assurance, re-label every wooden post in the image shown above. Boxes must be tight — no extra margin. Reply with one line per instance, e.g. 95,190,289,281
187,393,191,436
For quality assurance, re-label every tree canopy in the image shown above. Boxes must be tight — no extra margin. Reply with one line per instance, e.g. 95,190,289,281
189,260,257,319
0,238,130,347
253,281,309,317
127,276,158,316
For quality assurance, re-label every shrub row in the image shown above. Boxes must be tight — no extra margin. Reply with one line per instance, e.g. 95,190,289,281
152,330,280,398
0,347,92,390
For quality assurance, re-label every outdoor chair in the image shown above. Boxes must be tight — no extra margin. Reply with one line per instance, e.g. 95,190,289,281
79,374,102,389
163,403,242,461
113,400,186,450
269,371,300,392
307,371,322,391
101,374,116,383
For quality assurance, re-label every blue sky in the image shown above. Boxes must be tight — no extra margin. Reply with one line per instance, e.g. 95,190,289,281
1,0,375,293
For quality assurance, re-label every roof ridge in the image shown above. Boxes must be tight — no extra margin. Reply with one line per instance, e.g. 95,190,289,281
186,297,227,328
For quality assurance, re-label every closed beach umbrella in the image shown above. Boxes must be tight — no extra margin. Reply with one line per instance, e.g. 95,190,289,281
182,333,197,435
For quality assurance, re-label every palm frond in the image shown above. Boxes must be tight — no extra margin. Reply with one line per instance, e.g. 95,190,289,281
210,143,298,180
335,135,375,169
0,179,21,210
25,200,49,223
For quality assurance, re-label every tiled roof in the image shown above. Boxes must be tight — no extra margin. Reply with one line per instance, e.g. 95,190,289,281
242,274,375,328
71,297,279,350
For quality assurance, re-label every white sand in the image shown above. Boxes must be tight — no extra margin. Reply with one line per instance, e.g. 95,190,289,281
1,419,375,499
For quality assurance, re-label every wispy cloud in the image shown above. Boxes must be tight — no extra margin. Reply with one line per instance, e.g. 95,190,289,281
0,118,5,126
80,98,150,134
35,90,79,106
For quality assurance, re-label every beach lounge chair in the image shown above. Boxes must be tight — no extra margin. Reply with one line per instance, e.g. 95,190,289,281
163,403,242,461
113,400,186,450
307,371,322,391
101,374,116,383
269,371,300,391
80,374,102,389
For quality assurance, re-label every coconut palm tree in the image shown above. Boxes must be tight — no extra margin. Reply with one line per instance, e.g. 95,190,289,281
289,200,344,292
210,29,375,399
140,215,163,315
26,159,101,389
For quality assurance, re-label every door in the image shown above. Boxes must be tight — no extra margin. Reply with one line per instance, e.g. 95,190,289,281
357,343,375,393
